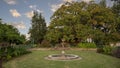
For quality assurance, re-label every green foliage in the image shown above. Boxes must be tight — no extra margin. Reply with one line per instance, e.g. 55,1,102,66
77,43,96,48
103,45,112,55
0,45,31,61
111,0,120,35
29,11,47,44
46,2,94,43
111,0,120,16
99,0,106,7
46,1,120,46
45,28,62,43
0,20,26,44
97,45,120,58
93,30,106,46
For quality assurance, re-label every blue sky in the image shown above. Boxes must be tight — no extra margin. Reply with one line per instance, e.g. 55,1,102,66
0,0,113,38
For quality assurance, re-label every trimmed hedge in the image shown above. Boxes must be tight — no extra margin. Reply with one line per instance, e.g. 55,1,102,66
77,43,96,48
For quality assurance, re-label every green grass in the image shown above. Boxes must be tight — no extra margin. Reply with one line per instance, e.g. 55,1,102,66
3,50,120,68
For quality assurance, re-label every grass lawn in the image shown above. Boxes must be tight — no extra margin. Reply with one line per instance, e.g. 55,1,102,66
3,50,120,68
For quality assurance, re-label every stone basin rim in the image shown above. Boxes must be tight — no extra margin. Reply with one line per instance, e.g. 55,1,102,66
45,54,82,61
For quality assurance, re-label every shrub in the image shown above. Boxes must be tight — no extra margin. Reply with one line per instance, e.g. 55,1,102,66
111,46,120,58
103,45,112,55
77,43,96,48
14,46,30,56
0,45,31,61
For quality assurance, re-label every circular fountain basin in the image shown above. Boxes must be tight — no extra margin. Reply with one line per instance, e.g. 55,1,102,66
45,54,81,61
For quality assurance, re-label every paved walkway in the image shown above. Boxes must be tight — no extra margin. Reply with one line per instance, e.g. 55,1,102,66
29,48,97,51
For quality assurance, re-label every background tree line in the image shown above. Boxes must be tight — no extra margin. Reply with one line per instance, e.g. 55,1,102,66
29,0,120,47
28,0,120,58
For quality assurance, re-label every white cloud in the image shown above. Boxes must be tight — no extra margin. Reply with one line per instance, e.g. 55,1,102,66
50,0,93,12
25,34,30,40
9,21,26,29
51,3,63,12
16,22,26,29
51,0,78,12
25,11,34,19
36,9,43,13
29,5,43,13
4,0,17,5
29,5,37,9
106,1,114,7
62,0,76,3
82,0,92,3
46,23,50,27
10,9,21,17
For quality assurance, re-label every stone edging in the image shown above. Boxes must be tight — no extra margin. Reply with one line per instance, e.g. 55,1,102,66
28,48,97,51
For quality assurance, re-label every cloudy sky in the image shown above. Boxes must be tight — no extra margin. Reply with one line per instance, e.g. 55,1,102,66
0,0,113,37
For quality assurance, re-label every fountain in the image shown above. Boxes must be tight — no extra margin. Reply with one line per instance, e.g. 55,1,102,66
45,38,81,61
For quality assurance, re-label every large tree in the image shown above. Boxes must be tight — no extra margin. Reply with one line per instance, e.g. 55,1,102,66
46,1,119,46
46,2,95,44
29,11,47,44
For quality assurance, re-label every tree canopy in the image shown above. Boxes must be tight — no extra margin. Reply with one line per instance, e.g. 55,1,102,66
29,11,47,44
46,1,120,46
0,19,26,45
